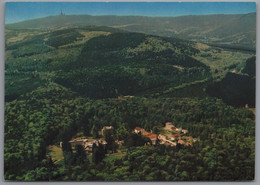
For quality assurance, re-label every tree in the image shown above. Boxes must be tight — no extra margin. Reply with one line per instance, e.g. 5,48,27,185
92,142,105,164
61,136,73,167
75,145,87,165
104,129,118,153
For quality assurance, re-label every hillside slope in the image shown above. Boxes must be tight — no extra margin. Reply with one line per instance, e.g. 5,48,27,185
5,26,211,100
5,26,255,104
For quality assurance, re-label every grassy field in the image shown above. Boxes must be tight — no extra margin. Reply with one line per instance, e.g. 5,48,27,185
104,152,126,162
193,43,254,79
5,29,46,44
47,145,64,162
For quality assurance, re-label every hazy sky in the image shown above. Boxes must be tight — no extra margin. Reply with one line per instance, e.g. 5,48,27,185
5,2,256,24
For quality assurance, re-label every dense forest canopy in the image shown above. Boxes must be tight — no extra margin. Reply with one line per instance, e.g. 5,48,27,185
4,23,255,181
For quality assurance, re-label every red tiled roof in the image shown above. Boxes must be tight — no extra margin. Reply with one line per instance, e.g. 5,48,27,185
173,134,181,138
142,131,151,136
142,131,157,139
171,126,176,130
135,127,142,130
147,134,157,139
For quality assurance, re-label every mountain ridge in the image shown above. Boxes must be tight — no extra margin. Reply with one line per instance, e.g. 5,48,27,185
6,12,256,25
6,13,256,50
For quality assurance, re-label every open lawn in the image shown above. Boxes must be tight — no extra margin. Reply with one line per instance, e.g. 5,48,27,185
47,145,64,161
104,152,126,162
193,43,254,79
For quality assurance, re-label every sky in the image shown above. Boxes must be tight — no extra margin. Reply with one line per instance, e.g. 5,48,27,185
5,2,256,24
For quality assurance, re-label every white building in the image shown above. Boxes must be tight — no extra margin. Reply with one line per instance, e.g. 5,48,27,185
165,122,174,130
134,127,144,134
176,128,182,132
182,129,188,134
101,126,113,136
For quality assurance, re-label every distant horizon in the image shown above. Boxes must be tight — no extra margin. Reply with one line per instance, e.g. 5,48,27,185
6,11,257,25
5,2,256,24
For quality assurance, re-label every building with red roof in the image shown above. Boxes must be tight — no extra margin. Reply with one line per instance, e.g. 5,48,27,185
146,133,158,145
178,140,185,145
142,131,151,136
171,126,176,130
134,127,144,134
141,131,158,145
172,134,181,140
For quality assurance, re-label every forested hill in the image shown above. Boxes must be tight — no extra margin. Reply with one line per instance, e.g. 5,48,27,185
5,26,255,103
206,56,256,107
6,12,256,50
5,26,210,101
